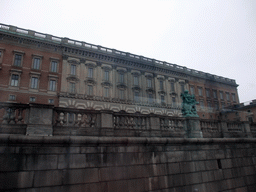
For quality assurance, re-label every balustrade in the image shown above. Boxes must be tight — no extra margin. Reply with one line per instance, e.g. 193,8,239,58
160,117,185,131
200,120,219,133
113,113,149,129
0,102,28,125
227,122,243,132
54,107,99,128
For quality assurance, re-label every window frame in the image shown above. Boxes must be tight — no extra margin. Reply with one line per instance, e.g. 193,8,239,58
88,68,93,78
30,76,39,89
70,64,76,75
13,54,23,67
70,82,76,93
50,60,58,73
10,74,19,87
49,79,57,92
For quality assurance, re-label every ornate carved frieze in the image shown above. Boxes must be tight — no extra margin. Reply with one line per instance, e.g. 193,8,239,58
158,90,166,95
66,75,79,82
132,86,141,92
84,78,96,85
117,83,127,89
101,81,112,87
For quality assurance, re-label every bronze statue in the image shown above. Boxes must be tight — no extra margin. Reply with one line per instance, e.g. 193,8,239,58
180,90,199,117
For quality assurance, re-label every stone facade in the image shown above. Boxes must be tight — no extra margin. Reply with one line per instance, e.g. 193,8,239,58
0,23,239,119
1,135,256,192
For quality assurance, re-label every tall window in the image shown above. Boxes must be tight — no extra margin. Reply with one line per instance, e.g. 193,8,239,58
134,92,139,102
71,65,76,75
171,82,175,92
49,80,56,91
120,90,124,99
104,71,109,81
88,85,93,95
161,95,165,103
206,89,210,97
180,84,185,93
51,61,58,72
119,73,124,83
148,93,153,103
88,68,93,78
200,100,204,108
104,87,109,97
70,82,75,93
31,77,39,89
232,94,236,102
207,101,212,108
134,76,139,86
213,90,217,99
190,86,194,95
220,91,223,100
147,79,152,88
172,97,176,106
11,74,19,86
159,80,163,90
226,92,230,101
198,87,202,96
33,58,40,70
14,54,22,66
214,102,219,110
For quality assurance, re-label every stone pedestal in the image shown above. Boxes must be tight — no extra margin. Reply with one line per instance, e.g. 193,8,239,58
26,104,54,136
101,110,113,128
185,117,203,138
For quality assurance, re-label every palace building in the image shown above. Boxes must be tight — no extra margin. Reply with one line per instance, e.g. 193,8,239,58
0,23,239,119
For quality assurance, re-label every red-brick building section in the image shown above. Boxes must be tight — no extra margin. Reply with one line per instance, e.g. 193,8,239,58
0,26,62,106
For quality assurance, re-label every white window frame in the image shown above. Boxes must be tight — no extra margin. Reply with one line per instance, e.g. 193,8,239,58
10,74,19,87
49,79,57,91
50,60,58,72
71,64,76,75
30,77,39,89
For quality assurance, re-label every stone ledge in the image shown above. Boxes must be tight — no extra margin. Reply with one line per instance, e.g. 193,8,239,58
0,134,256,145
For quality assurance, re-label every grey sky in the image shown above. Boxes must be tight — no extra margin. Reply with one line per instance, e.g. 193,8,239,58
1,0,255,103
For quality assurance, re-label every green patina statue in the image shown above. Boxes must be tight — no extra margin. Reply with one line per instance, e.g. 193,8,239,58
180,90,199,117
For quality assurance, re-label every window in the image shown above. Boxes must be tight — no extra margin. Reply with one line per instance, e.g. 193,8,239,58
207,101,212,108
206,89,210,97
104,71,109,81
31,77,39,89
161,95,165,103
33,58,40,70
104,87,109,97
0,51,2,57
134,92,139,102
134,76,139,86
221,102,225,109
226,92,230,101
30,97,36,102
159,80,163,90
88,85,93,95
71,65,76,75
147,79,152,88
14,54,22,66
120,73,124,83
49,80,56,91
171,82,175,92
213,90,217,99
148,93,153,103
232,94,236,102
172,97,176,105
190,86,194,95
214,102,219,110
220,91,223,100
49,99,54,104
180,84,185,93
120,90,124,99
198,87,202,96
200,100,204,108
88,68,93,78
70,82,75,93
51,61,58,72
11,74,19,86
9,95,16,101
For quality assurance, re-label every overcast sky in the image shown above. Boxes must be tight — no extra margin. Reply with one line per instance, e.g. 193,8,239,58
1,0,255,103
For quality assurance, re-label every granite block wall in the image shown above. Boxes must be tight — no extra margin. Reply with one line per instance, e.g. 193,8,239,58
0,135,256,192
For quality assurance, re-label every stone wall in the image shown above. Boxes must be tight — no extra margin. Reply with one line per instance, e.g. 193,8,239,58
1,135,256,191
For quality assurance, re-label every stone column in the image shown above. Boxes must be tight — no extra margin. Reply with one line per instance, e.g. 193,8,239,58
219,121,229,138
26,104,54,136
185,117,203,138
243,121,253,138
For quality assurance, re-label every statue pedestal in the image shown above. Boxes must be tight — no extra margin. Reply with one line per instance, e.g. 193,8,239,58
184,117,203,138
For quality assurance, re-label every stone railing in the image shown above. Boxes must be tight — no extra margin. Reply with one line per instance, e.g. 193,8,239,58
0,23,237,86
0,102,254,138
0,102,29,135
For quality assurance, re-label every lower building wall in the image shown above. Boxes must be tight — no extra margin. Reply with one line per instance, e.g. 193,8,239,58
1,135,256,192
